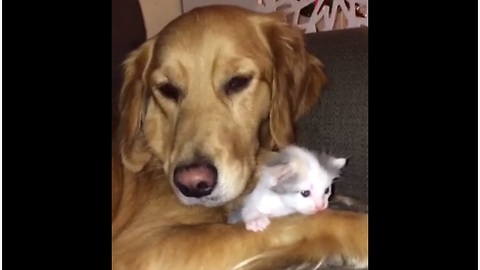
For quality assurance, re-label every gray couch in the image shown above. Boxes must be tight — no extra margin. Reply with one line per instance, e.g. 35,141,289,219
300,28,368,205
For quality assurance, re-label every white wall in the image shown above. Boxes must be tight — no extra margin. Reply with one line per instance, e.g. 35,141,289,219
139,0,182,38
139,0,368,37
181,0,263,13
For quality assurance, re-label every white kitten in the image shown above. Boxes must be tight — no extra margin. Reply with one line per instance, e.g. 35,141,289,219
227,145,347,232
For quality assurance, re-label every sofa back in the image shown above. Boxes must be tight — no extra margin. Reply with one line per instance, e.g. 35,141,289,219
298,28,368,201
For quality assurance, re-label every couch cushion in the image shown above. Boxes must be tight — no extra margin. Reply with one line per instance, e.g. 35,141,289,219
297,28,368,202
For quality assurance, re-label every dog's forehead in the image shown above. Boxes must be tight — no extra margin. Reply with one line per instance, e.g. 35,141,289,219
153,10,270,68
157,32,260,67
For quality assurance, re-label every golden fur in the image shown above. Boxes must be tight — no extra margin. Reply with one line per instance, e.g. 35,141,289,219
112,5,368,270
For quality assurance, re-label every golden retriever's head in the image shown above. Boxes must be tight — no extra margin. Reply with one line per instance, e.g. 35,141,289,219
118,5,327,207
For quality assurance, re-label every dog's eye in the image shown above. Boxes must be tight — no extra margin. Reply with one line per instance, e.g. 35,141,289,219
224,76,252,95
156,83,180,101
300,190,310,197
324,187,330,194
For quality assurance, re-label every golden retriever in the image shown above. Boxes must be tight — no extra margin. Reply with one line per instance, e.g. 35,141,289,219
112,5,368,270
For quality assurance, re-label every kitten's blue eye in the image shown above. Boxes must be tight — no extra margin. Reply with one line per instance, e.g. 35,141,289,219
300,190,310,197
324,187,330,194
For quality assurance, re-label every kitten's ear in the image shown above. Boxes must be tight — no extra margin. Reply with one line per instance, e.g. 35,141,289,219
331,157,347,170
271,173,298,194
316,152,348,174
263,151,293,185
265,150,291,167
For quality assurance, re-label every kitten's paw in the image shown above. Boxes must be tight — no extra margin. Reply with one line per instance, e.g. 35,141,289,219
245,217,271,232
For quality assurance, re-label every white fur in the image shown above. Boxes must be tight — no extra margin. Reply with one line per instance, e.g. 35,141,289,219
332,158,347,169
230,146,347,232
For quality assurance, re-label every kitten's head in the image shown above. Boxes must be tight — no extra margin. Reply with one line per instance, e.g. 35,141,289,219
264,146,347,215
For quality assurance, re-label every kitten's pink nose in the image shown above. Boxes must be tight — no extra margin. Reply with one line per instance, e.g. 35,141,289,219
315,201,326,211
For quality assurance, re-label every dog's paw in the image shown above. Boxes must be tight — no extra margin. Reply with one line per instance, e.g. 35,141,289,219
309,211,368,269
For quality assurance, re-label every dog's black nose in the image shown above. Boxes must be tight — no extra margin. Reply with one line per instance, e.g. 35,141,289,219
173,162,218,198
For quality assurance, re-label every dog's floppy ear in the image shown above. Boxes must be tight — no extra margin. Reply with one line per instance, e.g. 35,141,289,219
118,38,156,172
260,13,327,151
